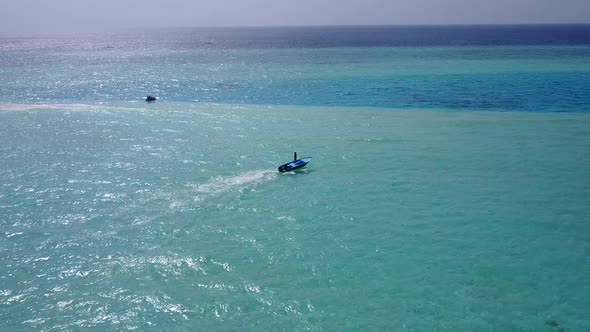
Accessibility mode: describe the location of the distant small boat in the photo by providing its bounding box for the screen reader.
[278,157,312,173]
[145,95,157,102]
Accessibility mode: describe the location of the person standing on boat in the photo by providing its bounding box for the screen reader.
[294,152,297,161]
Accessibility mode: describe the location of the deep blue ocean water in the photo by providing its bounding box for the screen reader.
[1,26,590,331]
[1,25,590,112]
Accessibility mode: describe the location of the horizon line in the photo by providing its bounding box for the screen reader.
[2,22,590,38]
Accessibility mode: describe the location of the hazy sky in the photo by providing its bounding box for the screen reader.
[1,0,589,35]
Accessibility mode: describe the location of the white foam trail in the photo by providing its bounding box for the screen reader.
[113,169,278,217]
[193,169,277,198]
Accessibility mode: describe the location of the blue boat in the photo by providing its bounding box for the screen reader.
[278,157,312,173]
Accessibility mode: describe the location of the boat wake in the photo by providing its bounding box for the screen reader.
[191,169,278,201]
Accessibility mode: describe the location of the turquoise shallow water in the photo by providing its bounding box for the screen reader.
[1,103,589,331]
[1,27,590,331]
